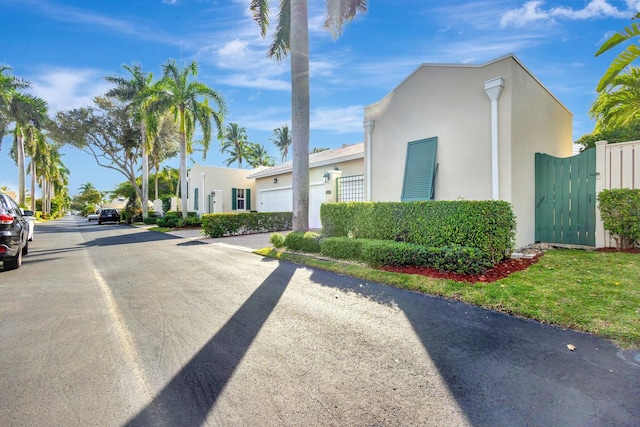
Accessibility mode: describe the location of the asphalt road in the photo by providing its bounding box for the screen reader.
[0,216,638,427]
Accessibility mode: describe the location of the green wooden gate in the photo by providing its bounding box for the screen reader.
[534,148,596,246]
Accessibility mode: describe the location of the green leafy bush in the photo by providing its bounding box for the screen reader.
[284,231,322,253]
[598,188,640,248]
[202,212,292,238]
[321,201,515,263]
[143,217,157,225]
[270,232,286,248]
[320,237,365,261]
[157,211,180,228]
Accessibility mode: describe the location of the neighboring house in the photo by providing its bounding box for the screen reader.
[246,143,365,229]
[186,163,258,215]
[363,54,573,248]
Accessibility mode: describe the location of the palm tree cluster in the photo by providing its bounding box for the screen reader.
[1,65,69,216]
[220,122,277,168]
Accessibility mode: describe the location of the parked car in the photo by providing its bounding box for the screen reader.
[98,208,120,225]
[87,210,100,221]
[20,208,35,241]
[0,193,29,270]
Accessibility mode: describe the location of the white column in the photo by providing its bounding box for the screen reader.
[595,140,608,247]
[363,119,375,201]
[201,173,206,213]
[484,77,504,200]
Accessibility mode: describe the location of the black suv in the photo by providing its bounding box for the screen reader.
[0,193,29,270]
[98,208,121,225]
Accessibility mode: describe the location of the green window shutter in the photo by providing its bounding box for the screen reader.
[245,189,251,210]
[401,137,438,202]
[194,188,199,210]
[231,188,237,211]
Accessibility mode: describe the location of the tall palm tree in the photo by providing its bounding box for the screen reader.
[105,64,155,219]
[250,0,367,231]
[271,124,292,162]
[24,123,49,211]
[148,59,227,218]
[220,123,252,168]
[9,93,48,205]
[596,12,640,92]
[590,67,640,132]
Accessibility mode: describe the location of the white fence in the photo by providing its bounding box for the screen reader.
[595,140,640,247]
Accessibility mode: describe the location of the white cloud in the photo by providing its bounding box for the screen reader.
[29,68,112,114]
[501,0,631,27]
[311,105,363,134]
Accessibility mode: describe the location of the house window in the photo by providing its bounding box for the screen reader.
[194,187,199,210]
[401,137,438,201]
[231,188,252,211]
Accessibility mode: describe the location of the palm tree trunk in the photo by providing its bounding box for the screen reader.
[290,0,310,231]
[17,132,26,206]
[30,161,36,211]
[179,109,188,218]
[141,120,149,220]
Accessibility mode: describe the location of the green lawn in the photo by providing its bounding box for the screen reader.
[255,248,640,349]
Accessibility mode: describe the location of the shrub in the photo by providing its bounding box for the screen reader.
[284,231,322,253]
[321,201,515,263]
[270,232,286,248]
[157,211,180,228]
[598,188,640,248]
[143,217,157,225]
[320,237,366,261]
[201,212,292,238]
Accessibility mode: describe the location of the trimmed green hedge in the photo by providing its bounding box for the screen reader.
[284,231,322,253]
[320,201,515,262]
[598,188,640,248]
[202,212,292,238]
[319,237,492,275]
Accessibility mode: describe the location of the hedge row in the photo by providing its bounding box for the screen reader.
[202,212,292,238]
[320,201,515,263]
[318,237,492,275]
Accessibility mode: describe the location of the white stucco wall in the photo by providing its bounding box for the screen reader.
[364,54,573,248]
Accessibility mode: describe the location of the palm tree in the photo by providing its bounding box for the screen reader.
[247,143,275,167]
[9,92,48,205]
[24,123,49,211]
[271,124,292,162]
[220,123,252,168]
[148,59,227,218]
[0,65,30,146]
[105,64,155,219]
[590,67,640,132]
[250,0,367,230]
[596,12,640,91]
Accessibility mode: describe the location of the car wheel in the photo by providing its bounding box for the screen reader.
[22,240,28,256]
[4,244,22,270]
[98,220,102,225]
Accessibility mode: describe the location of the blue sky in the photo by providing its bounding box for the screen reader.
[1,0,639,197]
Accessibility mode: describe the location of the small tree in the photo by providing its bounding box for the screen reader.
[123,191,142,224]
[598,188,640,248]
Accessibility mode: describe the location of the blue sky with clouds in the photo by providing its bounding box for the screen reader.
[1,0,639,196]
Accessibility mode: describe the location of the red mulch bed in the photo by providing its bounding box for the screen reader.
[381,254,543,284]
[595,247,640,254]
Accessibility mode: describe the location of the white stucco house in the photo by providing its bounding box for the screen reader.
[363,54,573,248]
[186,163,259,215]
[246,143,365,229]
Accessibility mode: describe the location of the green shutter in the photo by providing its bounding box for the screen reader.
[194,188,199,210]
[401,137,438,201]
[231,188,237,210]
[245,188,251,210]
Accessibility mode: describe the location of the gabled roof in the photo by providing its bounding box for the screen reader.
[246,142,364,179]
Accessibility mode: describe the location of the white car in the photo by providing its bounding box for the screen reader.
[20,209,35,241]
[87,210,100,221]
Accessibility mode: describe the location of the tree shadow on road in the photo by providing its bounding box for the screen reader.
[306,267,640,426]
[125,262,297,426]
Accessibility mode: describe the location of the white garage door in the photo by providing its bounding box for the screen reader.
[259,188,292,213]
[259,184,325,230]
